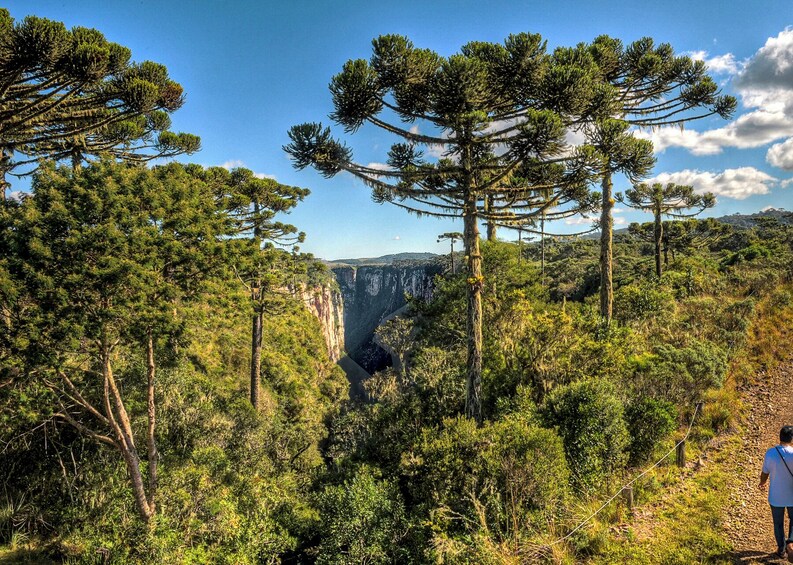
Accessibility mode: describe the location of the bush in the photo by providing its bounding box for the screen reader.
[540,379,629,491]
[624,397,677,465]
[633,339,728,405]
[314,466,408,564]
[614,282,675,324]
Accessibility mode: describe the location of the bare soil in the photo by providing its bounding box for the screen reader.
[725,361,793,564]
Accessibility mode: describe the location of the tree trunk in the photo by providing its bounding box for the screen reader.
[541,212,546,281]
[102,346,154,522]
[0,148,11,202]
[599,172,614,323]
[517,227,522,264]
[463,189,483,423]
[450,240,455,275]
[663,242,669,265]
[250,308,263,410]
[145,330,158,512]
[485,195,497,242]
[654,207,663,278]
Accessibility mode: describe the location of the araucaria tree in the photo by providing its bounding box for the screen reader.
[216,167,308,410]
[437,232,463,274]
[0,161,232,522]
[0,10,200,198]
[285,34,601,422]
[583,36,736,322]
[619,182,715,277]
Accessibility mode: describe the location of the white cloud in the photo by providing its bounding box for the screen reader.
[637,109,793,155]
[648,167,778,200]
[688,50,743,75]
[393,235,401,240]
[781,178,793,188]
[565,215,597,226]
[220,159,244,169]
[767,137,793,170]
[366,162,393,172]
[220,159,277,180]
[409,125,420,135]
[734,27,793,113]
[614,216,627,226]
[643,29,793,155]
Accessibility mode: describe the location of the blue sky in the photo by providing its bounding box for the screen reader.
[6,1,793,259]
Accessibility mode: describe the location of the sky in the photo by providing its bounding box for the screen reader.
[6,0,793,259]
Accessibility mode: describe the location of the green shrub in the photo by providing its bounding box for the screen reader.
[541,379,629,491]
[624,397,677,465]
[314,466,408,564]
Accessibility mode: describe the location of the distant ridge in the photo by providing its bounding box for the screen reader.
[714,208,791,228]
[324,252,439,267]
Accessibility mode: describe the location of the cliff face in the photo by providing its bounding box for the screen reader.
[300,283,344,362]
[331,262,441,372]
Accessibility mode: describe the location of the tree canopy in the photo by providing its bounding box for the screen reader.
[0,9,200,198]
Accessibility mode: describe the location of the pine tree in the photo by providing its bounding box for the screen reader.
[582,36,736,322]
[0,10,200,199]
[214,167,308,410]
[285,34,599,422]
[0,160,234,522]
[619,182,715,277]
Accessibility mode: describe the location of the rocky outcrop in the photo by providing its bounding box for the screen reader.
[300,283,344,362]
[331,261,441,373]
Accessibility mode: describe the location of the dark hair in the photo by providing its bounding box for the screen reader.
[781,426,793,444]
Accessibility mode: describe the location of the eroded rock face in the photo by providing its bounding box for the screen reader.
[332,262,441,373]
[300,283,344,362]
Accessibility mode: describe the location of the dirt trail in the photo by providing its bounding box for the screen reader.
[725,360,793,564]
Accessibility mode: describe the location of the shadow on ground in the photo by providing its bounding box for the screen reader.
[731,549,789,564]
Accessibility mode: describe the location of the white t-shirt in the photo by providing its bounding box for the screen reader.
[762,444,793,507]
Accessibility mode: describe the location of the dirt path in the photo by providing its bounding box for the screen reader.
[725,361,793,564]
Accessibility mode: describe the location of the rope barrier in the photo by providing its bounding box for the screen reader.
[546,401,703,547]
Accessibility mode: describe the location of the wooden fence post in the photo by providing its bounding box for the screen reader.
[622,485,634,511]
[676,440,686,468]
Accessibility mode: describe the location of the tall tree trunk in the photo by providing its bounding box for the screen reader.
[250,200,263,410]
[485,195,497,242]
[145,330,158,512]
[540,212,546,281]
[517,227,522,264]
[449,240,455,275]
[463,189,483,423]
[654,207,663,278]
[250,307,263,410]
[102,345,154,522]
[599,172,614,323]
[0,148,11,202]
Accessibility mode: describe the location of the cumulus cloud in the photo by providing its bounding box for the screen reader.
[688,50,743,74]
[565,215,597,226]
[643,28,793,155]
[767,137,793,170]
[220,159,277,180]
[638,109,793,154]
[648,167,778,200]
[220,159,244,169]
[734,27,793,113]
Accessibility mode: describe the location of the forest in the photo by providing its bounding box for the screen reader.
[2,8,793,565]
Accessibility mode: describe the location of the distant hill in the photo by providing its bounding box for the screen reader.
[714,208,792,228]
[324,252,439,267]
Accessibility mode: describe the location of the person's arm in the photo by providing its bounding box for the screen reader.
[758,471,769,490]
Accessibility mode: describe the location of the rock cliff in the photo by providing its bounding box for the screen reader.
[331,260,441,373]
[300,283,344,362]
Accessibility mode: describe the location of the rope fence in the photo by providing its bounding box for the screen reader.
[546,401,703,548]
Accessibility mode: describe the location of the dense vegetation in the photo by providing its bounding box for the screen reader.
[1,9,792,565]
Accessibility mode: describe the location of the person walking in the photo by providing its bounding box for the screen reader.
[759,425,793,560]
